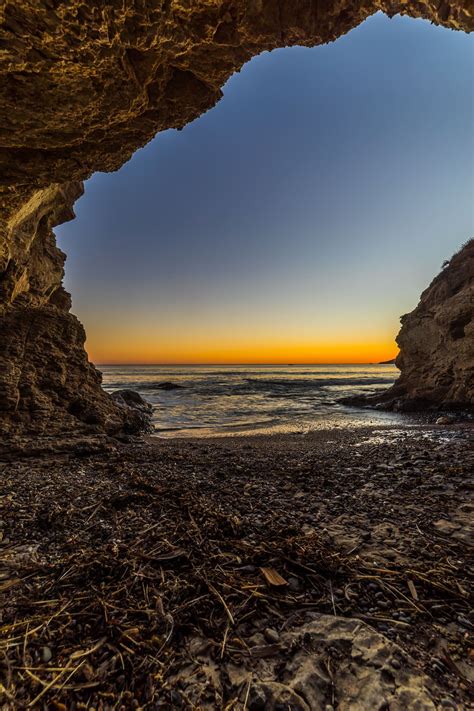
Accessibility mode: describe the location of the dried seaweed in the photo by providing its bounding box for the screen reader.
[1,428,473,708]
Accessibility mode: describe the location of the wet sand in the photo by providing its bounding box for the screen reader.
[1,423,473,708]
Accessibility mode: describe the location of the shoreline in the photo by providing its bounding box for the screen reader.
[147,416,468,444]
[1,423,473,708]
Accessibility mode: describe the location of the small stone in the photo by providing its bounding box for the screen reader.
[239,565,257,573]
[264,627,280,644]
[436,416,455,425]
[248,685,267,710]
[42,646,52,663]
[433,519,461,535]
[288,576,301,592]
[390,658,401,669]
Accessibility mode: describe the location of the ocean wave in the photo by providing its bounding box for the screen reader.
[99,364,401,437]
[241,376,392,389]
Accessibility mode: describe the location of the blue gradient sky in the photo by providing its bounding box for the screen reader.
[56,13,474,364]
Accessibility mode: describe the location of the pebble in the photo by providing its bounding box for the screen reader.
[248,685,267,710]
[436,416,455,425]
[288,576,301,592]
[264,628,280,644]
[440,700,457,709]
[41,646,52,663]
[390,658,401,669]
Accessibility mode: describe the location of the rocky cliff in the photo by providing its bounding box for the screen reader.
[0,1,473,434]
[347,240,474,411]
[391,240,473,410]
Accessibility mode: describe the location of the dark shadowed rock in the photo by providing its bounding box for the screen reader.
[156,382,185,391]
[110,389,153,434]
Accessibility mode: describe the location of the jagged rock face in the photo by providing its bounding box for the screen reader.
[0,2,473,434]
[0,181,149,434]
[345,240,474,411]
[392,240,474,410]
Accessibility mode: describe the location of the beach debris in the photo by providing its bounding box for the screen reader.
[0,427,472,707]
[408,579,419,601]
[259,567,288,587]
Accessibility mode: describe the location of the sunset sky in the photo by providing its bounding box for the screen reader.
[56,13,474,365]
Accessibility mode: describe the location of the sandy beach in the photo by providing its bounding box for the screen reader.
[1,422,472,708]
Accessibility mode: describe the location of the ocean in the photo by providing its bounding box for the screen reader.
[99,363,411,437]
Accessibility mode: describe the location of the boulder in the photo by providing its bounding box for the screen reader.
[110,390,153,434]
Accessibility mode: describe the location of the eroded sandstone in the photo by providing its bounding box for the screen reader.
[347,240,474,411]
[393,240,473,409]
[0,1,473,433]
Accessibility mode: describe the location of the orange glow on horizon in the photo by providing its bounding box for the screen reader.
[87,339,398,366]
[83,311,399,366]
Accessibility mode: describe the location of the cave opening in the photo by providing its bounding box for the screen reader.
[51,13,473,436]
[1,4,473,708]
[1,5,472,438]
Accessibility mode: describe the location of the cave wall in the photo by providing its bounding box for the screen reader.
[0,1,473,434]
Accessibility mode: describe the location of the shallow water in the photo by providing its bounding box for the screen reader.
[99,363,416,437]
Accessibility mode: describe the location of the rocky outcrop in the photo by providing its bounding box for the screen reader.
[392,240,473,410]
[0,2,473,434]
[0,181,146,435]
[348,240,474,411]
[110,389,154,433]
[171,616,442,709]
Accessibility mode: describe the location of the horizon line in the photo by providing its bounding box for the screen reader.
[95,360,398,366]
